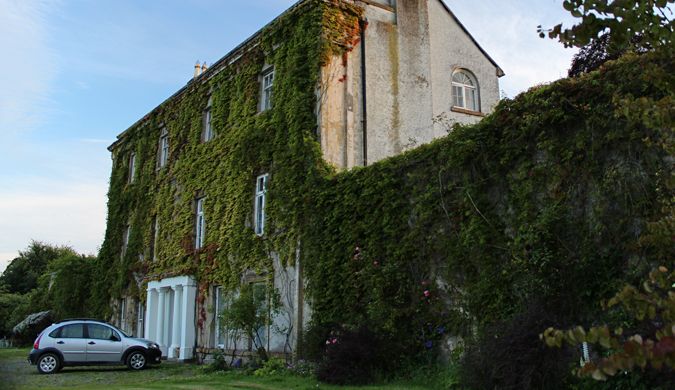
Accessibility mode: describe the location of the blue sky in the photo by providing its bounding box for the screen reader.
[0,0,578,272]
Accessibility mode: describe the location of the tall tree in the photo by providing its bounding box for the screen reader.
[0,241,76,294]
[539,0,674,53]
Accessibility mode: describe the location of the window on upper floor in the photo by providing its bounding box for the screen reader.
[128,151,136,184]
[158,127,169,169]
[202,97,213,142]
[195,197,206,249]
[150,215,158,262]
[254,174,268,235]
[452,70,480,112]
[121,225,131,260]
[260,67,274,112]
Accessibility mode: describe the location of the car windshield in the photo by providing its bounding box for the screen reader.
[108,323,132,338]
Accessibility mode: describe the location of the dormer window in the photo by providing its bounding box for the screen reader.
[452,70,479,112]
[260,67,274,111]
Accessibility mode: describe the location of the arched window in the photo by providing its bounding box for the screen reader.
[452,70,479,112]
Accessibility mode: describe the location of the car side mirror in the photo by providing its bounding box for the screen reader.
[110,334,121,342]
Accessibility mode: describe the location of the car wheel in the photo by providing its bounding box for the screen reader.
[126,351,147,370]
[37,353,60,374]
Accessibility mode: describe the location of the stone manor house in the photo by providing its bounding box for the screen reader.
[106,0,503,361]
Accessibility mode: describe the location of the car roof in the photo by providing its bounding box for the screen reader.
[55,318,107,324]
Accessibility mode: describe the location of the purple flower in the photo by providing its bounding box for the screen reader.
[424,340,433,349]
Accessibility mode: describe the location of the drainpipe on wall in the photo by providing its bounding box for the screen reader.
[359,19,368,167]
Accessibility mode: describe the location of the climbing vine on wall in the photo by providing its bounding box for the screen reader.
[92,0,673,379]
[301,49,673,367]
[93,0,364,317]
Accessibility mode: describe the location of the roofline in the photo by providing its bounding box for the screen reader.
[108,0,505,152]
[437,0,505,78]
[109,0,312,152]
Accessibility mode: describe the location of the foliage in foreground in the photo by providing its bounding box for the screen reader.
[539,0,674,53]
[542,266,674,383]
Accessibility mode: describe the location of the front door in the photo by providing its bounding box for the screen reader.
[85,324,125,362]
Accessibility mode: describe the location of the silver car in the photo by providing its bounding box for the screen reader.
[28,319,162,374]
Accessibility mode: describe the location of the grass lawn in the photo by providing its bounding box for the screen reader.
[0,348,439,390]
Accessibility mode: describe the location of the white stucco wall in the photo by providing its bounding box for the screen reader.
[427,0,501,133]
[319,0,502,169]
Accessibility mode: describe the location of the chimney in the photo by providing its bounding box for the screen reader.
[194,61,201,79]
[201,62,208,73]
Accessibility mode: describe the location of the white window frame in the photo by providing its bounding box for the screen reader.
[260,67,274,111]
[195,197,206,249]
[254,174,269,235]
[214,286,226,348]
[121,225,131,260]
[136,300,145,338]
[203,97,213,142]
[120,298,126,332]
[451,70,480,112]
[128,151,136,184]
[158,127,169,169]
[151,216,159,262]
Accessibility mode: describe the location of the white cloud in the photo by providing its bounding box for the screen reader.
[447,0,579,97]
[0,180,107,271]
[0,252,17,274]
[0,0,59,135]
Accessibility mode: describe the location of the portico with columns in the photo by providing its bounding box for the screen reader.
[145,275,197,360]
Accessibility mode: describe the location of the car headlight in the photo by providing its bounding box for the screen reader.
[148,343,160,349]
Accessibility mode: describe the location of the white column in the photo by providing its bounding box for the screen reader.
[156,287,166,356]
[179,280,197,360]
[145,288,158,343]
[169,285,183,358]
[162,289,171,352]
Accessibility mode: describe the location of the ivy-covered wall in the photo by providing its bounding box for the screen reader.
[93,0,363,317]
[94,0,672,373]
[301,50,673,362]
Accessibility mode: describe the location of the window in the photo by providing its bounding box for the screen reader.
[121,225,131,260]
[214,286,228,348]
[136,301,145,338]
[452,70,479,112]
[203,97,213,142]
[250,282,268,350]
[88,324,118,341]
[128,151,136,184]
[119,298,127,331]
[195,197,206,249]
[158,127,169,168]
[56,324,84,339]
[150,216,159,261]
[260,67,274,111]
[254,174,268,235]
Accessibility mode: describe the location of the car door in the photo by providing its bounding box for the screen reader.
[52,323,87,363]
[85,323,125,362]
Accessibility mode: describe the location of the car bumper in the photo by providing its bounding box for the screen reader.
[28,349,39,365]
[147,348,162,364]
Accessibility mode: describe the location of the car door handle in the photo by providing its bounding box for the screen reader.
[88,341,96,345]
[57,341,64,344]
